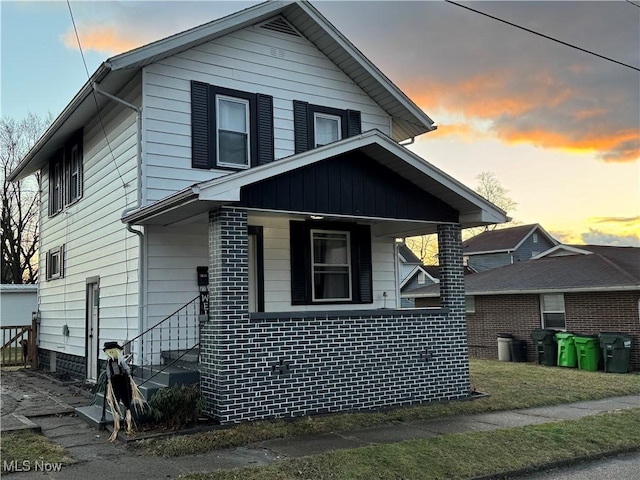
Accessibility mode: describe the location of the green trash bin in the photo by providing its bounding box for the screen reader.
[574,335,601,371]
[599,332,633,373]
[531,329,558,366]
[556,332,577,368]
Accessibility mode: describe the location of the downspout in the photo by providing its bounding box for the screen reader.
[92,83,145,354]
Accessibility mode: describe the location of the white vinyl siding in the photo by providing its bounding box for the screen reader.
[37,76,142,358]
[142,25,390,204]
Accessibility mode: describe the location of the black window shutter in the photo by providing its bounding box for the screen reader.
[353,224,372,303]
[191,81,211,169]
[289,221,310,304]
[346,109,362,137]
[293,100,309,154]
[256,94,274,166]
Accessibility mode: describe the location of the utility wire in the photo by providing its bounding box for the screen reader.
[445,0,640,73]
[625,0,640,8]
[65,0,127,189]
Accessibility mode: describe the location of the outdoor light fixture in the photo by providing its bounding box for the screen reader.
[310,215,324,220]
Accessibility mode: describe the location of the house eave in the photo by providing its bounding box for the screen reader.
[407,285,640,298]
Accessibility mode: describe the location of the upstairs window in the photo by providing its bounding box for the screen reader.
[216,95,250,168]
[293,101,361,154]
[191,81,274,170]
[541,293,565,330]
[48,132,83,216]
[313,113,342,147]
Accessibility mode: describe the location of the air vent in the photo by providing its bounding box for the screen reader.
[259,16,301,37]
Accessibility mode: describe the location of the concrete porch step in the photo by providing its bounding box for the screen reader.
[161,348,200,365]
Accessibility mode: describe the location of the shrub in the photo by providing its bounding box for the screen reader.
[147,384,204,429]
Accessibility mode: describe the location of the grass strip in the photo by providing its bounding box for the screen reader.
[181,408,640,480]
[0,431,74,466]
[140,360,640,457]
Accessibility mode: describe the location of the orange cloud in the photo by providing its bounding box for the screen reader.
[406,72,638,163]
[61,24,145,55]
[430,122,485,141]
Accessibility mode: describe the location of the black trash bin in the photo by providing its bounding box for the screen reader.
[599,332,633,373]
[531,329,558,366]
[509,339,527,362]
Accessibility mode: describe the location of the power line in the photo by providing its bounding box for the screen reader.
[444,0,640,73]
[626,0,640,9]
[65,0,128,190]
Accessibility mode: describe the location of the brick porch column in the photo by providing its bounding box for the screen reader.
[437,223,470,391]
[200,207,248,421]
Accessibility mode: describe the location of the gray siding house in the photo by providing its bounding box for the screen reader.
[463,224,558,272]
[9,1,507,424]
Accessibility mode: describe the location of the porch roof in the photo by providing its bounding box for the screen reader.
[122,131,508,237]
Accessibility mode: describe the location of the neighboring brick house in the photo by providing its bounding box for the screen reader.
[463,224,558,272]
[411,245,640,371]
[8,1,507,424]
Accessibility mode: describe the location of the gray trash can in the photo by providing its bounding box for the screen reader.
[497,333,513,362]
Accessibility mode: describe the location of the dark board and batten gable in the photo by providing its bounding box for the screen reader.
[239,151,459,223]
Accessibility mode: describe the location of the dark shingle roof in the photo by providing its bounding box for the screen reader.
[410,245,640,296]
[463,224,549,254]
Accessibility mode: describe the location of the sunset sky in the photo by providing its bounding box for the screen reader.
[1,1,638,246]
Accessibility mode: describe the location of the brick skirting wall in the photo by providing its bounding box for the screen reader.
[201,208,469,424]
[37,349,86,380]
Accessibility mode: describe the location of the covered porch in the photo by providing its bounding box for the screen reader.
[122,131,507,424]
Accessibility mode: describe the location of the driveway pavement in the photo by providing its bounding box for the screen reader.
[1,368,639,479]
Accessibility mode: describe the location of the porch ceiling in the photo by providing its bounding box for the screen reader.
[122,131,508,235]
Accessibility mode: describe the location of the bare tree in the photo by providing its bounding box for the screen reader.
[405,171,518,264]
[1,113,52,284]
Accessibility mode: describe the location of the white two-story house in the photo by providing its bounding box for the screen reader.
[9,0,506,424]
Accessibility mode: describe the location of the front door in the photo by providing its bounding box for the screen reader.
[86,281,99,382]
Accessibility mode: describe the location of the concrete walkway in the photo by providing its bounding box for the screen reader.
[1,368,639,479]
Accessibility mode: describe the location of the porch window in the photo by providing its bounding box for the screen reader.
[541,293,565,329]
[290,221,372,305]
[311,230,351,301]
[216,95,250,168]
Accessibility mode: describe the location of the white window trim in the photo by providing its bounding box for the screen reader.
[313,112,342,147]
[310,229,352,302]
[216,95,250,169]
[540,293,565,330]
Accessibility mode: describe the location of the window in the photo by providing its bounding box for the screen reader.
[48,132,83,216]
[465,296,476,313]
[46,245,65,280]
[49,158,63,215]
[417,271,426,285]
[191,81,274,170]
[541,293,565,329]
[216,95,250,168]
[533,233,539,243]
[66,143,82,204]
[313,113,341,147]
[311,230,351,301]
[293,101,361,154]
[290,221,372,305]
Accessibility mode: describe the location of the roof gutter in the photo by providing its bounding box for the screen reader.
[407,285,640,298]
[8,63,112,182]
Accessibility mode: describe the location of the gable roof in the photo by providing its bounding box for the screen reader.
[462,223,558,255]
[9,0,435,182]
[409,245,640,297]
[400,265,439,291]
[398,245,422,264]
[122,130,508,235]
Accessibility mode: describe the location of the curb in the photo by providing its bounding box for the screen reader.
[470,446,640,479]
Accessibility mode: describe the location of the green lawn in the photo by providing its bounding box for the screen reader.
[181,409,640,480]
[140,359,640,457]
